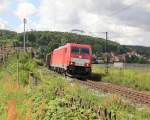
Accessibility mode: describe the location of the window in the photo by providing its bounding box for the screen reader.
[71,47,90,54]
[71,47,80,54]
[81,48,90,54]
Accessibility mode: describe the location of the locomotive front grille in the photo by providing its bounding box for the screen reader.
[68,66,91,75]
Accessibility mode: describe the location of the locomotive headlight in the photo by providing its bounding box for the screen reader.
[85,63,90,67]
[70,62,75,65]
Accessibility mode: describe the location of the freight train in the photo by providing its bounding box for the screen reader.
[46,43,92,79]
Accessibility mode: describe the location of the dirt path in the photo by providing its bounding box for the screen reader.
[7,99,17,120]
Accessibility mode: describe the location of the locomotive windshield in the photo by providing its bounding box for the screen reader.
[71,47,90,54]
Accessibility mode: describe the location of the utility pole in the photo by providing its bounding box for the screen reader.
[105,32,109,74]
[17,50,19,87]
[23,18,27,52]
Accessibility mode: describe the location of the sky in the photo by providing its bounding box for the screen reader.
[0,0,150,46]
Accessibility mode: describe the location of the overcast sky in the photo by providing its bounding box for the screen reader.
[0,0,150,46]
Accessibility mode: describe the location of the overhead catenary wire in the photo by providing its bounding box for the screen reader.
[69,1,150,54]
[81,0,140,35]
[108,0,139,17]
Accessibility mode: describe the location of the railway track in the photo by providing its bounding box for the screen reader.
[79,80,150,106]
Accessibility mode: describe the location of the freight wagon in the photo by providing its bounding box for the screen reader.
[46,43,92,79]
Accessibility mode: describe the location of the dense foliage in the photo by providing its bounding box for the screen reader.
[16,31,150,60]
[15,31,119,58]
[0,30,17,47]
[0,29,150,61]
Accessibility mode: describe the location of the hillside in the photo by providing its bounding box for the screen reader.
[0,29,17,46]
[0,29,150,58]
[0,29,17,39]
[16,31,123,58]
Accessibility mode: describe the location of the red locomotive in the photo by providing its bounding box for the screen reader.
[46,43,92,78]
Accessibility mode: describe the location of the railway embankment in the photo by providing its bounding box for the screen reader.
[0,52,150,120]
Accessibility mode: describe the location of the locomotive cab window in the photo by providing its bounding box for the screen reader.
[71,47,80,54]
[71,47,90,54]
[80,48,90,54]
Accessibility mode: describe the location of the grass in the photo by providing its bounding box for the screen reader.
[0,53,150,120]
[29,67,150,120]
[92,64,150,91]
[0,52,33,120]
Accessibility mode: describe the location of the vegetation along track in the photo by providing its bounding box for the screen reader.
[79,80,150,106]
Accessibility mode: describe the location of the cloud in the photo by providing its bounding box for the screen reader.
[0,0,11,14]
[144,3,150,12]
[0,18,9,29]
[0,0,150,46]
[122,0,138,6]
[15,2,37,20]
[114,31,150,47]
[36,0,83,31]
[16,18,37,33]
[33,0,150,46]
